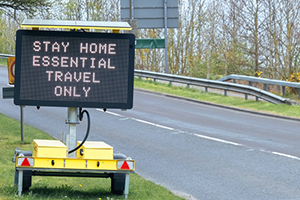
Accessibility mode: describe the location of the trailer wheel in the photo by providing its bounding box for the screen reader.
[111,153,127,195]
[111,173,126,195]
[13,149,32,191]
[15,170,32,191]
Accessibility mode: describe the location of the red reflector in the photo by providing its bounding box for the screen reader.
[21,158,31,167]
[120,161,130,170]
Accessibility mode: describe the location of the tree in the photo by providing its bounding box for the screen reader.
[278,0,300,79]
[0,0,51,21]
[221,0,251,75]
[0,15,18,54]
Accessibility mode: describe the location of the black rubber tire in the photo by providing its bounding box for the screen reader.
[111,173,126,195]
[111,153,127,195]
[14,150,32,191]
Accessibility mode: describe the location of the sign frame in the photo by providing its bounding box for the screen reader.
[14,30,135,109]
[121,0,179,29]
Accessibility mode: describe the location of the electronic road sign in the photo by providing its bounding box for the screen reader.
[14,30,135,109]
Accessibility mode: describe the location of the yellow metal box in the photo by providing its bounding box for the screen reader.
[77,141,113,159]
[33,139,67,158]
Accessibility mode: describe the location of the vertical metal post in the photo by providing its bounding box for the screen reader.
[164,0,168,73]
[282,86,286,97]
[18,170,23,197]
[66,107,79,158]
[128,0,138,36]
[20,106,24,142]
[264,83,268,91]
[130,0,134,21]
[124,173,130,199]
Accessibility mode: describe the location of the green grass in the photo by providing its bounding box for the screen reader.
[134,77,300,118]
[0,113,184,200]
[0,58,7,66]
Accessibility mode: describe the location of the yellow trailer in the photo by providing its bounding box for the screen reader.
[12,19,135,199]
[14,139,135,198]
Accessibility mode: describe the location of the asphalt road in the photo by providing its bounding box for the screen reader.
[1,65,300,200]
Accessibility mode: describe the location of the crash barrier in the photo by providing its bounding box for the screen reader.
[218,74,300,98]
[134,70,288,104]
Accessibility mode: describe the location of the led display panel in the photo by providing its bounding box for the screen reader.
[14,30,135,109]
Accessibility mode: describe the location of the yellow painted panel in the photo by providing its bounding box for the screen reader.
[77,141,113,160]
[65,159,86,169]
[33,158,64,168]
[33,158,117,170]
[21,25,131,31]
[87,160,117,170]
[33,140,67,158]
[20,19,132,31]
[18,157,134,171]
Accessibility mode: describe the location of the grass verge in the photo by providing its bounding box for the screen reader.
[0,113,184,200]
[134,77,300,119]
[0,58,7,66]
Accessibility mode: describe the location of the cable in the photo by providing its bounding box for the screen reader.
[68,109,90,154]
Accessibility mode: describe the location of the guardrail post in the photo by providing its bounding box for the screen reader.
[282,86,286,97]
[256,97,259,102]
[264,84,268,91]
[249,81,252,86]
[224,90,227,96]
[205,86,208,92]
[245,94,248,100]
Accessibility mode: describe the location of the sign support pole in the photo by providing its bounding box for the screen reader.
[164,0,169,73]
[20,106,24,142]
[66,107,78,158]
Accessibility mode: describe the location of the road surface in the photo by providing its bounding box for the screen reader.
[1,65,300,200]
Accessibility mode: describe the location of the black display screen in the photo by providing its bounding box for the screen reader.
[14,30,135,109]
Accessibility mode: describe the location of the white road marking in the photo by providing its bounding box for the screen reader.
[96,109,174,131]
[96,109,123,117]
[96,109,300,161]
[194,133,242,146]
[132,118,175,131]
[271,151,300,160]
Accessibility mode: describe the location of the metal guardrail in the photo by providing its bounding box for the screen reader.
[0,53,290,104]
[218,74,300,97]
[0,53,14,58]
[134,70,288,104]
